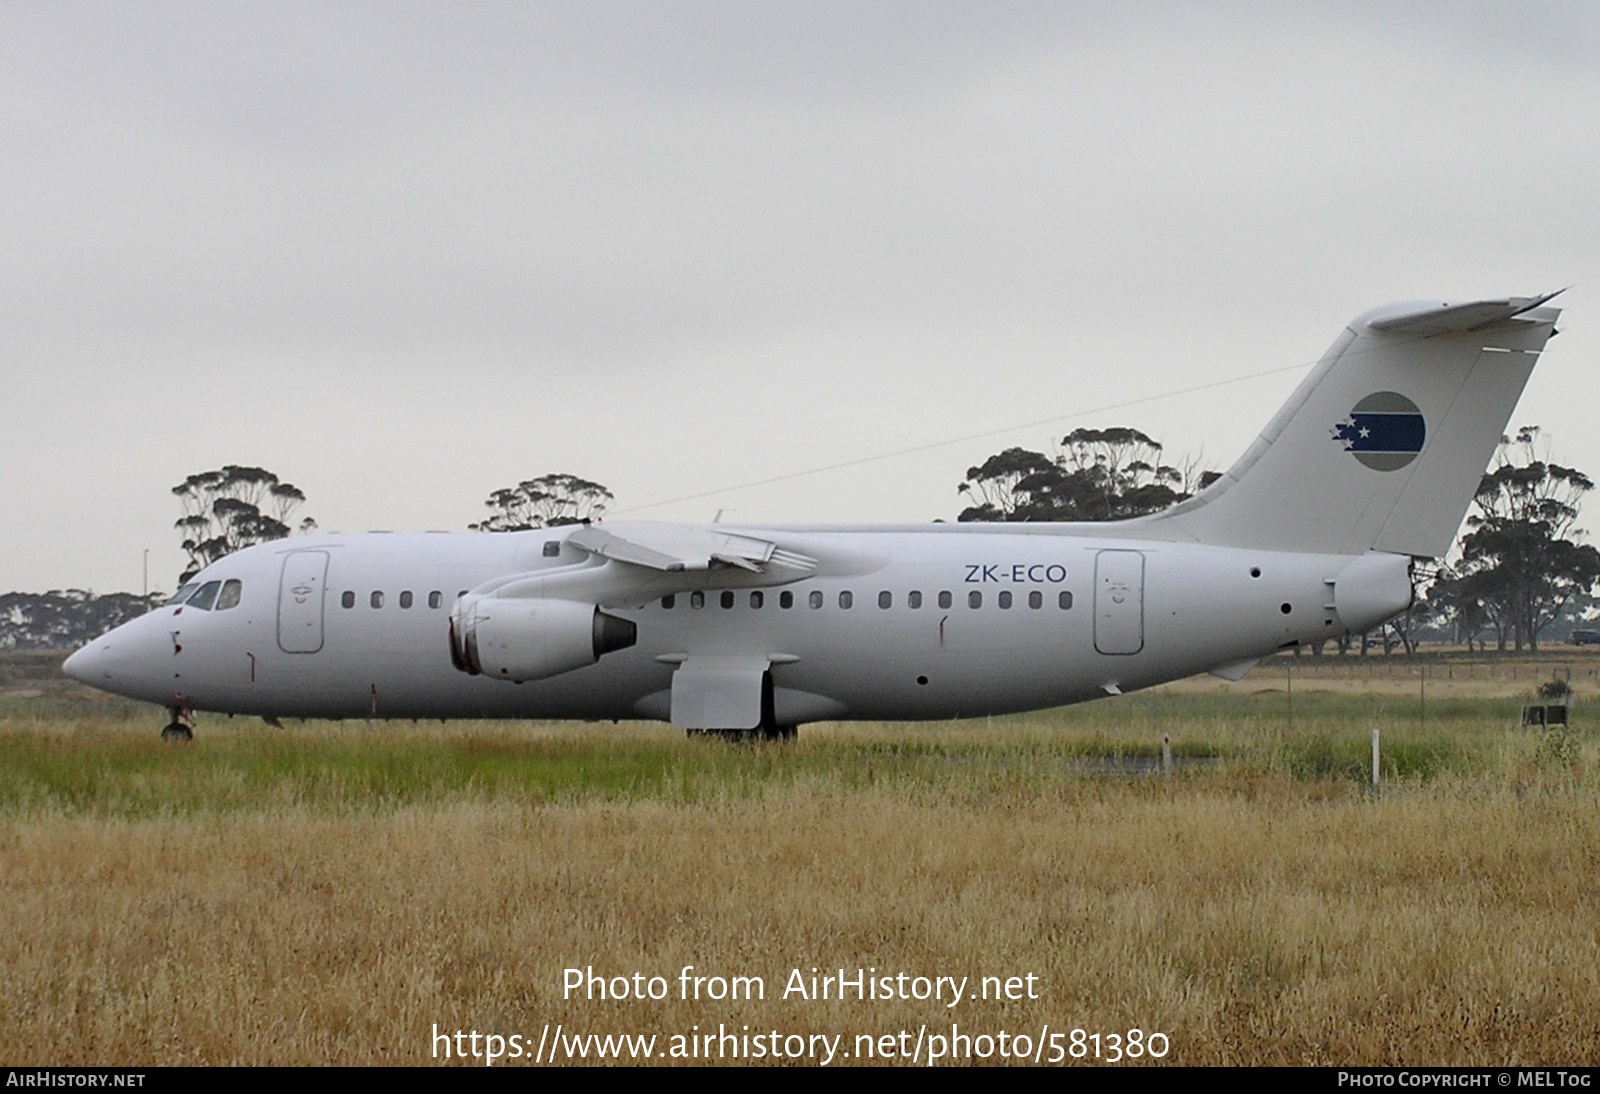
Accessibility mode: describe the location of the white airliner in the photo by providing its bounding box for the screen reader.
[66,294,1562,740]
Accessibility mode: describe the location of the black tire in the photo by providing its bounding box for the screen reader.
[686,727,794,743]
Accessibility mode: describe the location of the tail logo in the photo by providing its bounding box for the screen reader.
[1332,392,1425,471]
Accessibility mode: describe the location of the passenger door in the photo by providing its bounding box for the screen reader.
[277,551,329,654]
[1093,549,1144,655]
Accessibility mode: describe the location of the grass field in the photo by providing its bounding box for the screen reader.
[2,650,1597,1066]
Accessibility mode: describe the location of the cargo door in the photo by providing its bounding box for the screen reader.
[277,550,329,654]
[1094,549,1144,655]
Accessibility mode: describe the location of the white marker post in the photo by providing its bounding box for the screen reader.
[1371,728,1381,794]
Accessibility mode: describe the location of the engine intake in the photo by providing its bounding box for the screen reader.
[448,597,637,681]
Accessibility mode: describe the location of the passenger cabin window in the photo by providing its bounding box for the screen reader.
[661,594,676,609]
[543,541,561,558]
[690,591,705,609]
[809,590,824,609]
[968,590,982,609]
[938,591,952,610]
[780,591,794,609]
[342,591,355,609]
[908,591,922,609]
[1028,591,1043,610]
[1059,591,1073,609]
[839,591,853,609]
[750,591,764,608]
[721,591,735,609]
[878,591,892,609]
[998,591,1012,609]
[187,581,221,611]
[400,591,413,609]
[428,591,443,609]
[215,580,243,611]
[371,591,384,609]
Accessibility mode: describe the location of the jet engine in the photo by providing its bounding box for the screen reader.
[448,596,637,681]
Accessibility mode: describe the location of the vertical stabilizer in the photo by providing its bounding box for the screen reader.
[1134,293,1562,558]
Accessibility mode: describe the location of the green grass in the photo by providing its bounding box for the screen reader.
[0,681,1585,820]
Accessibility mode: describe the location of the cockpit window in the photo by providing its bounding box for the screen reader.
[186,581,222,611]
[215,579,243,611]
[164,584,197,606]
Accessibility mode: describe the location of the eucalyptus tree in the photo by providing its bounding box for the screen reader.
[173,466,315,583]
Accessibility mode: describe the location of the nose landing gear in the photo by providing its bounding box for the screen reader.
[161,699,194,743]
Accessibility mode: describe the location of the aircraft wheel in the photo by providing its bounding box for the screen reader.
[686,727,793,743]
[160,722,194,743]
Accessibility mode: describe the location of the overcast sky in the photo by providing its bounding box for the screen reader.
[6,1,1599,595]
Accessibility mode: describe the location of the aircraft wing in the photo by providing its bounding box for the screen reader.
[469,522,819,607]
[567,522,786,573]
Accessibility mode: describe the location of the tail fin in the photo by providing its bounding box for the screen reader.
[1136,293,1563,558]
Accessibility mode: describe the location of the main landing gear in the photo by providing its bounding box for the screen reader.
[687,724,797,743]
[161,702,194,743]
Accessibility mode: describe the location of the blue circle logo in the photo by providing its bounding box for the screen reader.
[1332,392,1425,471]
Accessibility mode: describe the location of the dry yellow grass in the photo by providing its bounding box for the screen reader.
[3,750,1598,1064]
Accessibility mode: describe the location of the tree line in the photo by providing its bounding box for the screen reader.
[0,590,163,651]
[955,428,1219,522]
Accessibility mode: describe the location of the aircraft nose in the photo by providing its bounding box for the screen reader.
[63,640,122,684]
[62,645,89,682]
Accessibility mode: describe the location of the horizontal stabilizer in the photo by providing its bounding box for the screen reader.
[1365,291,1563,335]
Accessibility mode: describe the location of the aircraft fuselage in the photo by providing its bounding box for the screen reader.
[66,527,1410,726]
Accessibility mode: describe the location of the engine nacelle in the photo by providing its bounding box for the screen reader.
[448,596,637,682]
